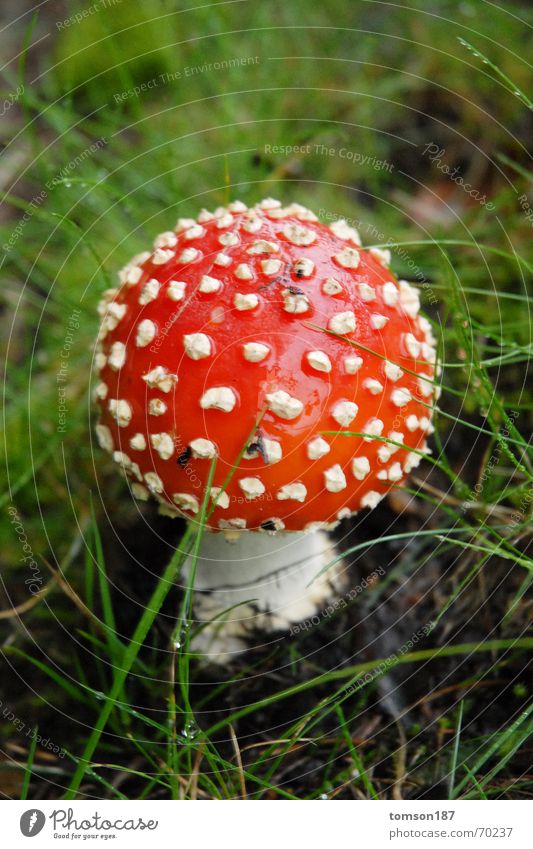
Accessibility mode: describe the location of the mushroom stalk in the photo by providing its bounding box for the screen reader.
[185,529,345,658]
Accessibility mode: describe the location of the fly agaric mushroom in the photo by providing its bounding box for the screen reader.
[94,198,439,657]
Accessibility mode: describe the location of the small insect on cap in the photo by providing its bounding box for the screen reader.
[94,199,438,532]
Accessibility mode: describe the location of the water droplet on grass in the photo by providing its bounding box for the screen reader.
[181,719,199,740]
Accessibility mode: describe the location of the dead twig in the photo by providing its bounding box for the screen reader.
[229,724,247,799]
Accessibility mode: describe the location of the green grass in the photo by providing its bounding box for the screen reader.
[1,0,532,800]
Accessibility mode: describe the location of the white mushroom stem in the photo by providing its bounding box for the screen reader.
[183,530,346,661]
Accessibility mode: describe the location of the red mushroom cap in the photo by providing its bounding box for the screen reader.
[94,199,439,532]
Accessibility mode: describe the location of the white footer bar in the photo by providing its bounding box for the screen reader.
[3,799,530,847]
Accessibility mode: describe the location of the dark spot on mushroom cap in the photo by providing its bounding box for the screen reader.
[246,429,268,463]
[177,447,192,467]
[261,519,277,531]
